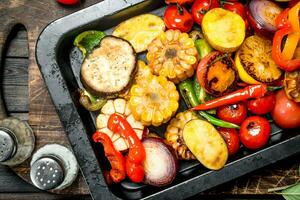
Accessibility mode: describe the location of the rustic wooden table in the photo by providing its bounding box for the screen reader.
[0,0,299,199]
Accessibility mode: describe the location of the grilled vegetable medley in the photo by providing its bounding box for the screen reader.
[74,0,300,187]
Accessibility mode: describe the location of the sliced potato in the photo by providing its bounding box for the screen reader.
[113,14,165,53]
[202,8,245,52]
[96,98,144,151]
[183,119,228,170]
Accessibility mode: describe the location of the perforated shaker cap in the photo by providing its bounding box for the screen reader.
[30,157,64,190]
[0,128,17,162]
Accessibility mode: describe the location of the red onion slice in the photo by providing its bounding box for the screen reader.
[142,138,178,187]
[247,0,282,37]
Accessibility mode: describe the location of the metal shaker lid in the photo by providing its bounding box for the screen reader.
[30,144,79,191]
[30,157,64,190]
[0,128,17,162]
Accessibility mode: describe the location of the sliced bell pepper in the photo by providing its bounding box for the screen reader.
[272,27,300,71]
[107,113,145,183]
[92,131,126,183]
[281,3,300,60]
[272,2,300,71]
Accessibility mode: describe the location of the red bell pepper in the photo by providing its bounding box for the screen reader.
[272,27,300,72]
[92,131,126,183]
[108,113,145,183]
[272,3,300,71]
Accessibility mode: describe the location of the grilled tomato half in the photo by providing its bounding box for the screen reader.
[197,51,238,97]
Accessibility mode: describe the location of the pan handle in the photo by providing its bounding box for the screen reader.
[0,23,16,120]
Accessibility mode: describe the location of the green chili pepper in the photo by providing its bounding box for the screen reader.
[192,76,216,115]
[179,80,240,129]
[79,89,107,111]
[179,79,199,108]
[194,38,213,59]
[197,111,240,129]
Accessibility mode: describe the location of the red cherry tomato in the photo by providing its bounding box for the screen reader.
[165,0,195,5]
[271,90,300,129]
[56,0,80,5]
[247,93,276,115]
[164,5,194,32]
[218,128,240,155]
[289,0,299,8]
[239,116,271,150]
[191,0,220,25]
[223,2,246,19]
[217,102,247,125]
[223,1,249,29]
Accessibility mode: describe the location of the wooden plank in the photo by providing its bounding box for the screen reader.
[6,38,28,58]
[3,58,28,86]
[5,27,28,58]
[3,85,28,112]
[0,193,91,200]
[9,112,28,121]
[0,165,38,192]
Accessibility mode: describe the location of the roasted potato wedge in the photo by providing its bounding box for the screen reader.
[183,119,228,170]
[113,14,165,53]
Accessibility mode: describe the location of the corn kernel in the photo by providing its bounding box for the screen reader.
[184,55,197,65]
[130,85,144,96]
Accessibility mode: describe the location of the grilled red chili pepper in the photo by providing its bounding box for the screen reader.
[92,131,126,183]
[191,84,281,111]
[108,113,146,183]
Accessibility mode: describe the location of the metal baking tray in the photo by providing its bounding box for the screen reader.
[36,0,300,199]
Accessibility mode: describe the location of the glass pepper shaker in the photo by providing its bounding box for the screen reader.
[30,144,79,191]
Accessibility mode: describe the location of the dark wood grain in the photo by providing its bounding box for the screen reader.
[0,165,38,192]
[3,85,28,112]
[0,193,91,200]
[3,58,28,86]
[6,30,28,58]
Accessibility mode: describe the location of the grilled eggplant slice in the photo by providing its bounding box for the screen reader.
[81,36,137,97]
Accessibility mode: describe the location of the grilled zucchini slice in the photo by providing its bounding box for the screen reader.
[238,35,282,83]
[113,14,165,53]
